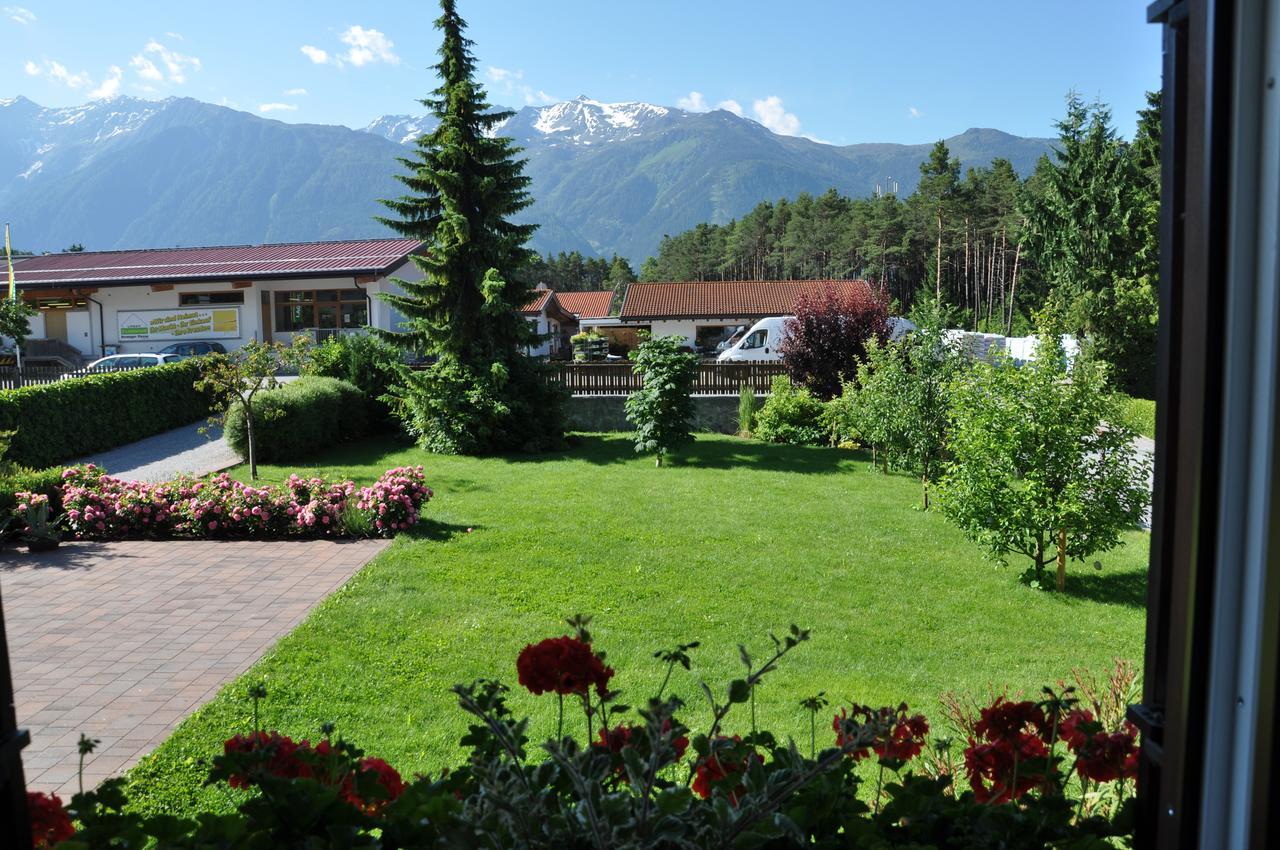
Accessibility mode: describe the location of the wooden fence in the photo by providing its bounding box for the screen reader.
[0,364,143,391]
[546,362,786,396]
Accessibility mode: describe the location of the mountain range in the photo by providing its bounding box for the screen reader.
[0,94,1053,263]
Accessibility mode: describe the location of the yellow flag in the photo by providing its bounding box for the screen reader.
[4,223,14,300]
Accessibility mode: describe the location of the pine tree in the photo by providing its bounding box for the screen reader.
[373,0,563,453]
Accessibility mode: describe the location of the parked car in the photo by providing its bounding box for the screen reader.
[157,341,226,356]
[78,353,185,375]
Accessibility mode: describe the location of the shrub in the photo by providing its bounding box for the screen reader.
[0,360,210,468]
[1114,393,1156,439]
[53,464,432,541]
[395,357,566,455]
[737,383,758,436]
[624,334,699,465]
[0,465,64,517]
[51,622,1138,849]
[304,334,404,431]
[779,283,890,400]
[224,377,368,464]
[753,375,827,445]
[354,465,434,537]
[820,383,860,448]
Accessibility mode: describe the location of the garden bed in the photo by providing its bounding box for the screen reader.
[117,434,1149,818]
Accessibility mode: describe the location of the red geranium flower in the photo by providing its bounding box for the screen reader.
[974,698,1050,744]
[340,756,406,815]
[964,733,1050,804]
[691,736,755,804]
[28,791,74,849]
[595,718,689,778]
[1059,709,1140,783]
[516,636,615,698]
[833,703,930,765]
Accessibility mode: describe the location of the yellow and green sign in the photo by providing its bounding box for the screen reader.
[118,308,240,340]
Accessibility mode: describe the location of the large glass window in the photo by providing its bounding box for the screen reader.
[274,289,368,331]
[179,292,244,305]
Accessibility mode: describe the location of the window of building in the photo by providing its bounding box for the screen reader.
[179,292,245,305]
[273,289,368,332]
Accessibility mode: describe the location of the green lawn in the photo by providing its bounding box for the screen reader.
[122,433,1148,815]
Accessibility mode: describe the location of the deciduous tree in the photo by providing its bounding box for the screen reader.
[938,318,1150,591]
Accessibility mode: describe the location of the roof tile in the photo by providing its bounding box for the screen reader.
[620,280,873,319]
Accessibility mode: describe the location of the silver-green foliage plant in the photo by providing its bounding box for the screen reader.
[938,317,1150,591]
[625,334,698,466]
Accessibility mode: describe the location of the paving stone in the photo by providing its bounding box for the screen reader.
[3,537,387,797]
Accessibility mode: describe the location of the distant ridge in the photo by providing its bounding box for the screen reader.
[0,94,1052,262]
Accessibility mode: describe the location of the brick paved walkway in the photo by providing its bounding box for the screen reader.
[2,538,388,796]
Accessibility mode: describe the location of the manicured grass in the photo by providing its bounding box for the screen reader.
[122,433,1148,815]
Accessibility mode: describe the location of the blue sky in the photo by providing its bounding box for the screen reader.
[5,1,1160,144]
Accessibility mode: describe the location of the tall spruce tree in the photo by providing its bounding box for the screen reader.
[374,0,563,453]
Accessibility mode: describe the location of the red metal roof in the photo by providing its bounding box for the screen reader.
[620,280,874,320]
[554,290,613,318]
[9,238,424,287]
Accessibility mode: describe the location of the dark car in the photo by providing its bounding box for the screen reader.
[157,341,227,356]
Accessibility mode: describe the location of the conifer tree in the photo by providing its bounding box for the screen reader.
[374,0,563,453]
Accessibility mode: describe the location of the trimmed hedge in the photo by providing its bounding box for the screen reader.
[0,466,64,517]
[224,377,368,463]
[0,360,210,468]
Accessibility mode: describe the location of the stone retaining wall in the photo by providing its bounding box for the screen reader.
[565,394,764,434]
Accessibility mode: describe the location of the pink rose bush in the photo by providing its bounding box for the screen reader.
[55,463,432,541]
[355,465,433,537]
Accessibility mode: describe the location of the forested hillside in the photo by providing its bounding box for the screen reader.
[639,94,1161,396]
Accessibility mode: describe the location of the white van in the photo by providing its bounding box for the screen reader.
[716,316,790,362]
[716,315,917,363]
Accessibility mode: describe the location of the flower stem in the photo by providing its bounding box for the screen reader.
[874,762,886,814]
[557,693,564,741]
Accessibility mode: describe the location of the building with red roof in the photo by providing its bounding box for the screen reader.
[5,238,425,361]
[581,279,874,353]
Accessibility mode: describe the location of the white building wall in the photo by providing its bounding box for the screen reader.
[78,270,423,354]
[649,320,698,348]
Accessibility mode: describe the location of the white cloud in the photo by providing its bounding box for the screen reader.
[142,39,200,83]
[304,26,399,68]
[5,6,35,24]
[89,65,123,99]
[258,102,298,113]
[300,44,329,64]
[484,66,556,105]
[339,25,398,67]
[717,99,743,116]
[284,87,308,96]
[677,90,708,111]
[752,95,802,136]
[164,31,184,41]
[909,106,922,119]
[130,54,163,82]
[24,59,92,89]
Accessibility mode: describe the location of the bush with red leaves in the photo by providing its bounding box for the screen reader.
[779,283,890,400]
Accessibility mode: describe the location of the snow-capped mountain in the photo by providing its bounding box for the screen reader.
[0,95,166,181]
[361,113,439,145]
[0,93,1052,261]
[360,96,683,147]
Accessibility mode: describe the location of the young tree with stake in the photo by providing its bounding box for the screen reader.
[938,316,1149,591]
